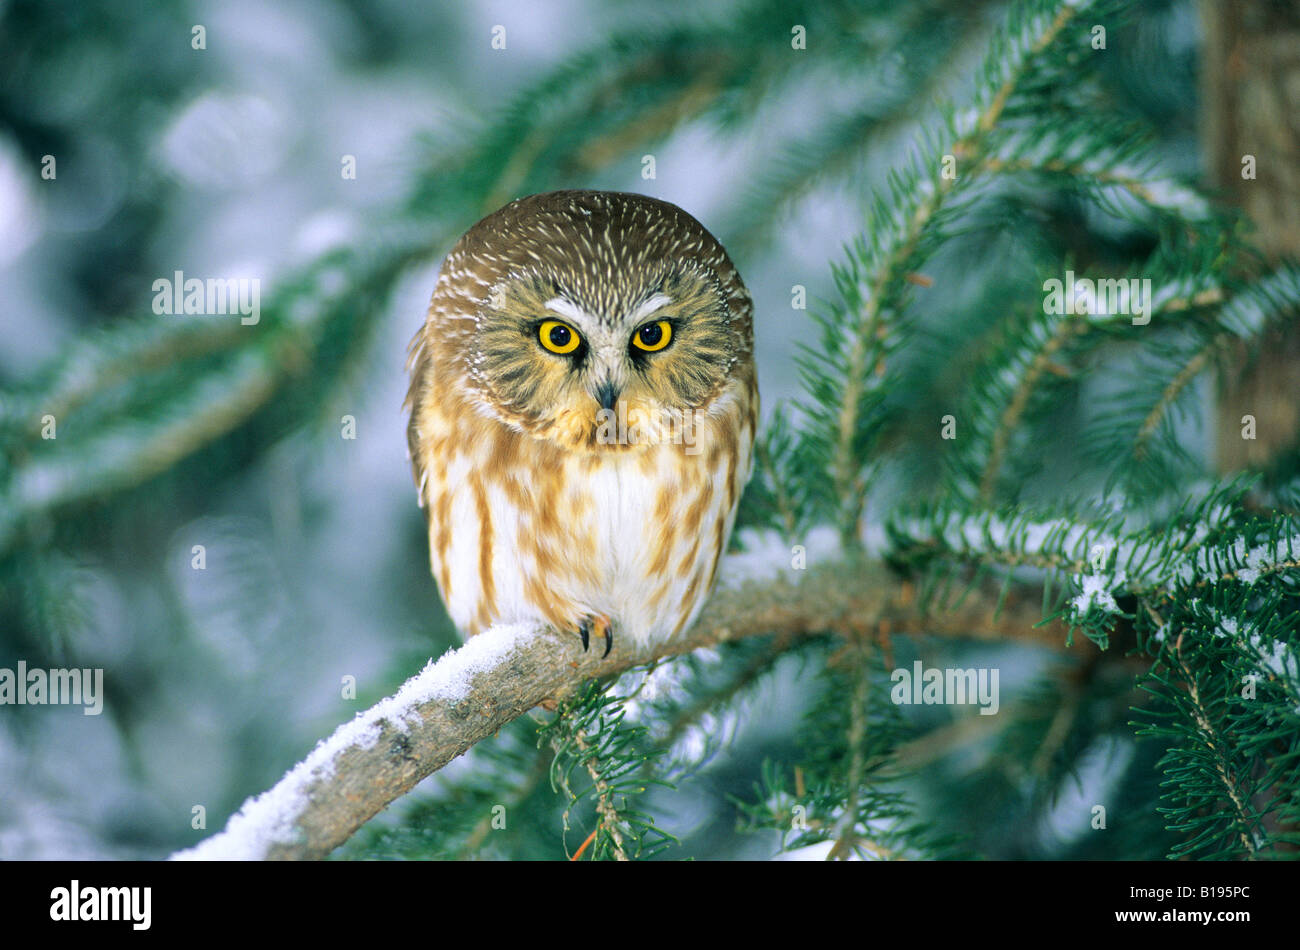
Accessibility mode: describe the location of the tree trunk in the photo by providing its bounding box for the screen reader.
[1201,0,1300,471]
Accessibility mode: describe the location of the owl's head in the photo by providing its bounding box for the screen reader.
[435,191,753,450]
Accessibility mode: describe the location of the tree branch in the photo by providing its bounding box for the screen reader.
[172,555,1072,861]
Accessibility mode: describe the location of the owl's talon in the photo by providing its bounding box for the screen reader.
[577,614,612,657]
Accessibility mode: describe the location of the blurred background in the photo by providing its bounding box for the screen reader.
[0,0,1289,859]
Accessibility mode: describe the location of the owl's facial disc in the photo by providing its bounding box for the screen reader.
[475,265,736,450]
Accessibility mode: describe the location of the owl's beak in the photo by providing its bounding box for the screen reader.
[594,379,620,413]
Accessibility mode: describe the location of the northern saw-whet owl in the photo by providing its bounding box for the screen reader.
[405,190,757,656]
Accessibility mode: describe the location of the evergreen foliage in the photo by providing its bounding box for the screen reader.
[3,0,1297,859]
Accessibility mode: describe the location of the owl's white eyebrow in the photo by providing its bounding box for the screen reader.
[543,297,588,323]
[631,293,673,322]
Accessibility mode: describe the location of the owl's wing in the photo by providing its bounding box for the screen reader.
[403,321,433,510]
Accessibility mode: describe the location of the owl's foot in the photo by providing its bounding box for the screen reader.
[578,614,613,658]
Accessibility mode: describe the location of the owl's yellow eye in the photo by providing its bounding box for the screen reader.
[631,320,672,352]
[538,320,581,355]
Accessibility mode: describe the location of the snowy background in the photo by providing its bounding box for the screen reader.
[0,0,1203,858]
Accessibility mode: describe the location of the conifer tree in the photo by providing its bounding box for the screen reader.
[1,0,1296,861]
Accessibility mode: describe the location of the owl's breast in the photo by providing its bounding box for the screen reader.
[420,389,755,650]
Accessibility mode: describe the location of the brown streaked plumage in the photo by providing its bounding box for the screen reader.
[404,190,757,654]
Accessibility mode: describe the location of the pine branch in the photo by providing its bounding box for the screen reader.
[947,266,1248,506]
[826,645,875,859]
[0,238,429,557]
[406,0,891,221]
[537,680,677,861]
[722,0,993,256]
[338,716,553,860]
[1087,265,1300,494]
[1169,634,1260,858]
[737,639,960,860]
[796,0,1112,542]
[979,113,1216,223]
[172,554,1071,860]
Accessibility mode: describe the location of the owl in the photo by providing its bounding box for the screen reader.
[404,190,757,657]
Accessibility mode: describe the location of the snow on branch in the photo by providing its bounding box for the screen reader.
[173,554,1072,860]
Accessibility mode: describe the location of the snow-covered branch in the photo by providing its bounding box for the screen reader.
[173,554,1070,860]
